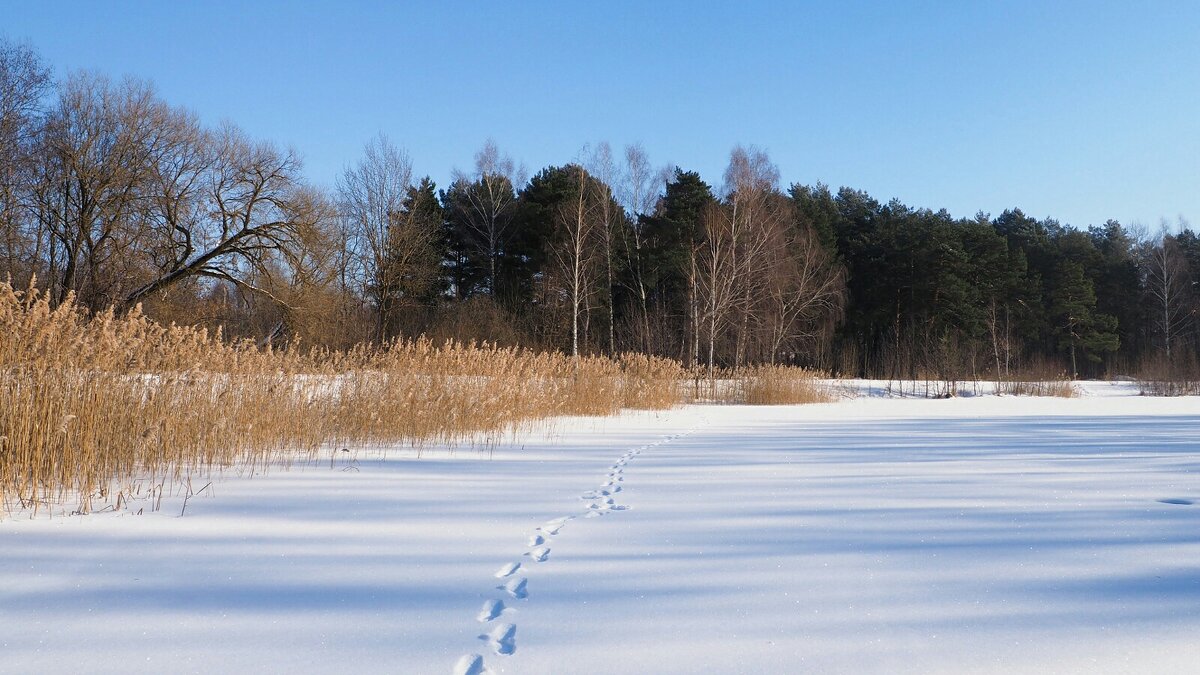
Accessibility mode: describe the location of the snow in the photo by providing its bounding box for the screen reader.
[3,386,1199,673]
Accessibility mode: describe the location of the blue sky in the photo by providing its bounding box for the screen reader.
[6,1,1199,229]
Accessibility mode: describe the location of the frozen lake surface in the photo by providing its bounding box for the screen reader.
[3,384,1199,674]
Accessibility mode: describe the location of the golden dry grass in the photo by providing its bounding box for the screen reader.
[996,379,1077,397]
[683,365,835,405]
[0,283,682,514]
[1136,354,1200,396]
[734,365,836,405]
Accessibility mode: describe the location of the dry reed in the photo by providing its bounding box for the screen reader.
[684,365,835,405]
[1136,353,1200,396]
[996,379,1077,397]
[0,284,682,515]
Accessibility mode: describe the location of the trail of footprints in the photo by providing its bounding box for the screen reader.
[453,431,692,675]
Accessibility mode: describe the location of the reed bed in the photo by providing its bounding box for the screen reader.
[0,284,682,515]
[1136,354,1200,396]
[995,379,1077,398]
[685,366,836,405]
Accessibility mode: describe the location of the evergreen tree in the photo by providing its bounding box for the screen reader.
[640,169,715,362]
[1049,261,1119,376]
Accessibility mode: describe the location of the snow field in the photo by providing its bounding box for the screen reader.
[2,389,1198,674]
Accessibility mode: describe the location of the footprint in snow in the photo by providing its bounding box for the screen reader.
[527,534,545,547]
[498,576,528,599]
[476,599,507,622]
[525,546,551,562]
[580,491,599,500]
[453,653,487,675]
[539,521,566,536]
[601,486,621,495]
[494,562,521,579]
[1160,498,1194,505]
[480,622,517,656]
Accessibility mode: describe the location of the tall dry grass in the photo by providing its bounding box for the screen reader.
[1136,352,1200,396]
[685,365,836,405]
[994,359,1077,398]
[0,284,681,515]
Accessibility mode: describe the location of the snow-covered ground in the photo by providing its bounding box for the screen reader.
[3,385,1199,674]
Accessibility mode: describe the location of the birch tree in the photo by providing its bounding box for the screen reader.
[721,146,782,369]
[618,143,666,353]
[585,142,621,355]
[1142,220,1194,359]
[551,164,599,357]
[335,134,413,338]
[446,140,523,296]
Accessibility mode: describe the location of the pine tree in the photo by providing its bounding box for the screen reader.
[1049,261,1119,376]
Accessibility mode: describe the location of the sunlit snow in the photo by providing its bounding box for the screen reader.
[3,382,1198,674]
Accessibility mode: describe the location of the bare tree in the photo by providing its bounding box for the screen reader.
[448,139,524,296]
[721,145,782,369]
[617,143,666,353]
[125,124,324,316]
[0,38,52,285]
[335,134,413,338]
[585,142,621,355]
[696,201,739,378]
[759,214,845,363]
[1142,219,1194,359]
[551,165,600,357]
[36,73,172,309]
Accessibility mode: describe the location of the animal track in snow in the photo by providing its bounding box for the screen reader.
[481,623,516,656]
[493,562,520,578]
[539,519,569,535]
[452,653,487,675]
[498,577,528,599]
[456,424,707,675]
[476,599,507,622]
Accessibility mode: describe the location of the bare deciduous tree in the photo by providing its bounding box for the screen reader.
[759,216,845,363]
[0,38,52,285]
[697,201,739,378]
[35,73,181,308]
[617,143,665,353]
[336,134,414,338]
[126,124,322,314]
[721,145,782,369]
[449,139,524,296]
[585,142,621,355]
[1142,219,1194,359]
[551,165,600,357]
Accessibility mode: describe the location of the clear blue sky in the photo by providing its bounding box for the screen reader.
[6,1,1199,229]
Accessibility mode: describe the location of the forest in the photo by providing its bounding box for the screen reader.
[2,39,1198,381]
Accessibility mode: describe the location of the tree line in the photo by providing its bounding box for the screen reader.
[2,39,1197,379]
